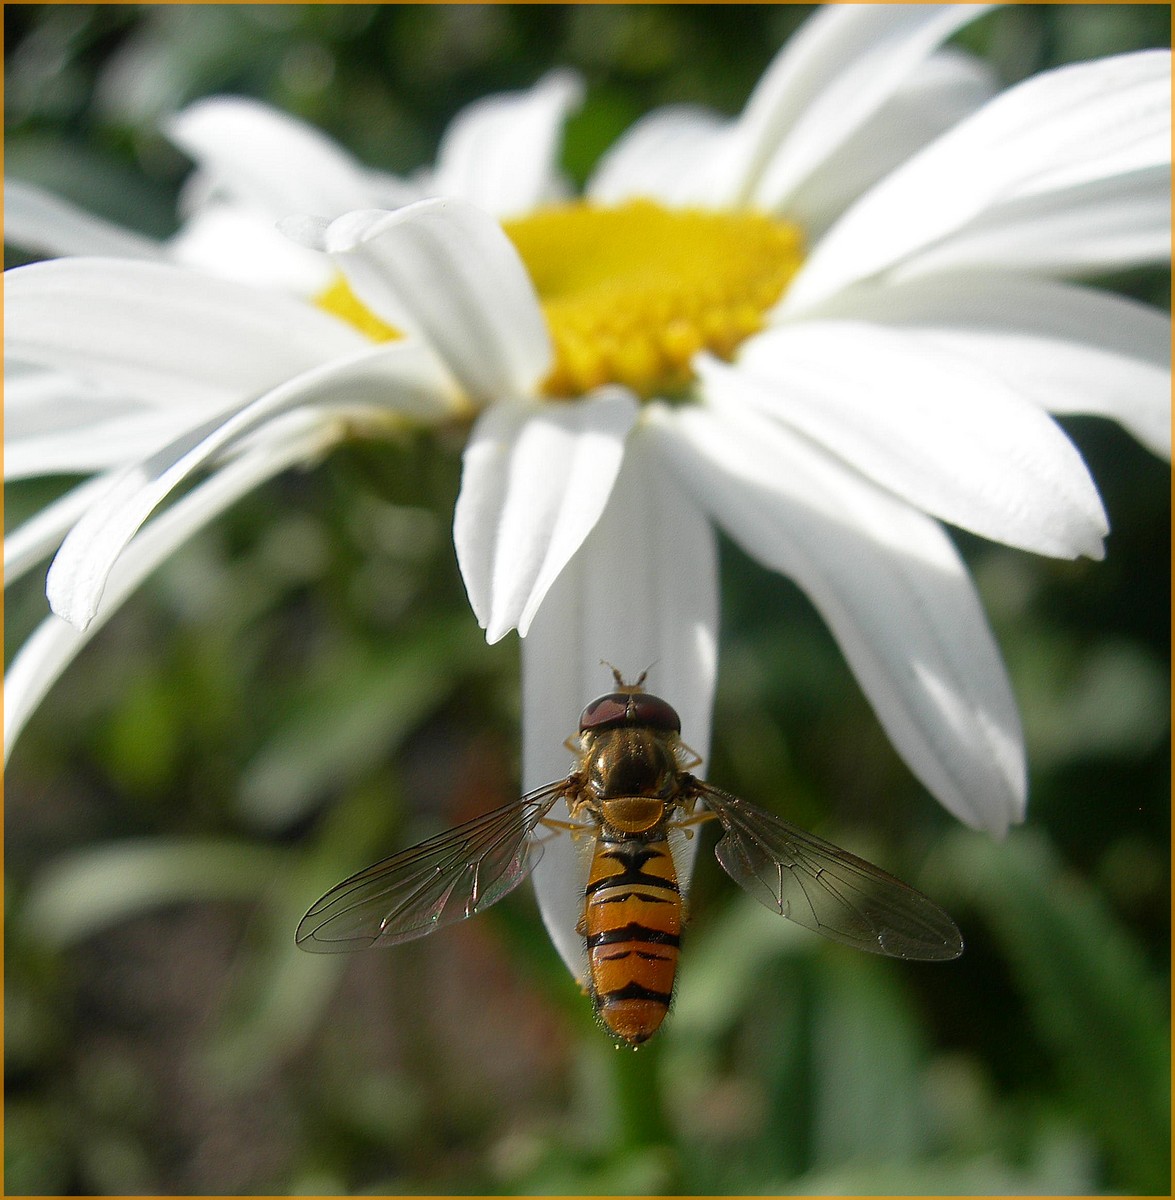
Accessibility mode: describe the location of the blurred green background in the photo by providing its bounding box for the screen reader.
[4,4,1170,1195]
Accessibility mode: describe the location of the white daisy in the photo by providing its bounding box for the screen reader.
[5,6,1169,985]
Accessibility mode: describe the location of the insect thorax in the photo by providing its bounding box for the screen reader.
[583,726,681,805]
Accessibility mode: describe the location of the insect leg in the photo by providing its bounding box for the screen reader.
[538,815,595,834]
[668,807,719,841]
[675,739,703,772]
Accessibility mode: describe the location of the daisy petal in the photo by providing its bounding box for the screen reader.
[6,410,192,480]
[586,105,727,206]
[45,341,461,631]
[4,363,195,480]
[168,202,335,294]
[318,199,552,403]
[5,474,118,586]
[522,428,719,981]
[5,420,333,763]
[894,166,1171,280]
[830,271,1172,459]
[783,49,998,237]
[454,389,639,645]
[4,179,165,260]
[431,70,584,217]
[4,362,198,479]
[165,96,380,216]
[788,48,1171,310]
[4,258,367,407]
[647,402,1026,835]
[5,361,145,441]
[719,321,1109,559]
[712,3,991,208]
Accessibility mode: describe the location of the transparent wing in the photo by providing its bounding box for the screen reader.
[296,781,569,953]
[696,782,963,961]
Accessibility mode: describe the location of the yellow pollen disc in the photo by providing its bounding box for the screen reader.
[316,275,401,343]
[504,199,804,399]
[314,199,803,402]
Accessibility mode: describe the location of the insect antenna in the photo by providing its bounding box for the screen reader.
[599,660,657,692]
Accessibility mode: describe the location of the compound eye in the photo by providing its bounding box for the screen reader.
[627,693,681,732]
[578,691,682,733]
[578,694,629,732]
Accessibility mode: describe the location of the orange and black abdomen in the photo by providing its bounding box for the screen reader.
[584,833,681,1045]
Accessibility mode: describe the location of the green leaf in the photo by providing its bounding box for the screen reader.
[808,952,928,1166]
[941,827,1170,1194]
[21,839,284,947]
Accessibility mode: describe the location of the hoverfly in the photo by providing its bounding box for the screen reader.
[297,671,962,1044]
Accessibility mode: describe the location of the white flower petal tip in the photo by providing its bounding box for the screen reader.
[536,67,585,106]
[45,577,94,632]
[454,390,640,646]
[319,199,551,404]
[316,207,405,255]
[711,325,1112,563]
[44,486,138,630]
[277,213,330,250]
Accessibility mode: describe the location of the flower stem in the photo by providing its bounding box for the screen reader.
[609,1034,672,1151]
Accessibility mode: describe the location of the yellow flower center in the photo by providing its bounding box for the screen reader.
[507,199,803,400]
[316,199,804,400]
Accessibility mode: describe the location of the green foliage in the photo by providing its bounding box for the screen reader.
[942,828,1170,1194]
[4,4,1169,1195]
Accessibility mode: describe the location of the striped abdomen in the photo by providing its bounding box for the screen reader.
[584,833,681,1045]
